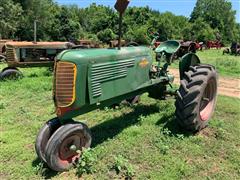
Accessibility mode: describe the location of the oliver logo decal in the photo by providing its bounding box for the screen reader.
[139,58,149,68]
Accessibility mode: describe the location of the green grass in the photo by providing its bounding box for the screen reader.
[172,49,240,78]
[0,63,240,179]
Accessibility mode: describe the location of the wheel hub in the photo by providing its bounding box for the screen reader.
[59,133,84,161]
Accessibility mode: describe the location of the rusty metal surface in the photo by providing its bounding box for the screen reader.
[109,40,126,47]
[180,41,195,47]
[4,41,72,67]
[6,47,15,61]
[74,40,100,48]
[0,39,13,43]
[7,61,54,68]
[0,39,12,54]
[114,0,130,14]
[5,41,71,49]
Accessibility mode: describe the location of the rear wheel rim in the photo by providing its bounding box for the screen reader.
[200,78,217,121]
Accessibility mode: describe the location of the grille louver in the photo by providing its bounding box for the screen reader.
[90,59,135,97]
[55,62,76,107]
[6,48,15,61]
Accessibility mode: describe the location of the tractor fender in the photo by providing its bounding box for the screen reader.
[0,55,6,60]
[1,66,19,73]
[179,53,200,80]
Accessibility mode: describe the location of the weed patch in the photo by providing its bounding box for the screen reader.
[76,148,96,177]
[112,155,135,179]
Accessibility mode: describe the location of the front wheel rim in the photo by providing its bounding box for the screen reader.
[58,132,87,166]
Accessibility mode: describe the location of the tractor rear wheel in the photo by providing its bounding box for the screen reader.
[126,95,141,105]
[188,43,196,53]
[175,64,218,132]
[45,122,92,172]
[110,95,141,108]
[0,68,23,80]
[35,118,61,162]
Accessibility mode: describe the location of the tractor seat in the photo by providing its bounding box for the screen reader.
[155,40,180,54]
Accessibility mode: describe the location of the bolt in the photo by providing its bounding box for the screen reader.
[70,145,77,151]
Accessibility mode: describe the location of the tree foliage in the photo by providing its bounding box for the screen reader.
[0,0,239,44]
[190,0,238,43]
[0,0,23,39]
[183,18,217,42]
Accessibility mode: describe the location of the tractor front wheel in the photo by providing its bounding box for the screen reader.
[175,64,218,132]
[35,118,61,162]
[45,122,92,172]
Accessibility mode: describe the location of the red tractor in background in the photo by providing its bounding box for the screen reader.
[176,40,198,57]
[206,40,223,49]
[147,28,200,58]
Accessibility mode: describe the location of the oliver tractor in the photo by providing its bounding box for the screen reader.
[35,0,218,172]
[0,41,74,79]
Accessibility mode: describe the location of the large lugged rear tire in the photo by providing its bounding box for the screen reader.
[175,64,218,132]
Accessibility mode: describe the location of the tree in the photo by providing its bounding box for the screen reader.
[190,0,237,43]
[0,0,23,39]
[183,18,216,42]
[14,0,59,41]
[1,0,238,45]
[147,12,189,41]
[51,5,83,41]
[232,23,240,42]
[97,28,116,43]
[124,25,151,45]
[84,4,117,34]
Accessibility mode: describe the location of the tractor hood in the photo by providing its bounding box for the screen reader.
[56,46,151,64]
[54,46,154,115]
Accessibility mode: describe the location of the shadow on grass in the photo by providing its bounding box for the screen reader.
[155,112,193,137]
[32,102,195,178]
[90,103,160,147]
[31,103,160,179]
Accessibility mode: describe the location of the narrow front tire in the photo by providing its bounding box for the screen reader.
[35,118,61,162]
[45,122,92,172]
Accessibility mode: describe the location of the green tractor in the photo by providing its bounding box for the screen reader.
[35,0,218,172]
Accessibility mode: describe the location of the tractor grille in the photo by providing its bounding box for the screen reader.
[55,61,76,107]
[6,48,15,61]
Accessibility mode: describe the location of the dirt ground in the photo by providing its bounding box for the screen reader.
[169,68,240,99]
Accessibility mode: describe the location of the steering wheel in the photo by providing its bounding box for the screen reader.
[126,41,139,47]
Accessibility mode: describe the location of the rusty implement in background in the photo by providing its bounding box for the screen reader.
[0,39,13,61]
[0,41,74,80]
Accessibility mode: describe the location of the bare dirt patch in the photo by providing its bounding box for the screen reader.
[169,68,240,98]
[197,127,217,138]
